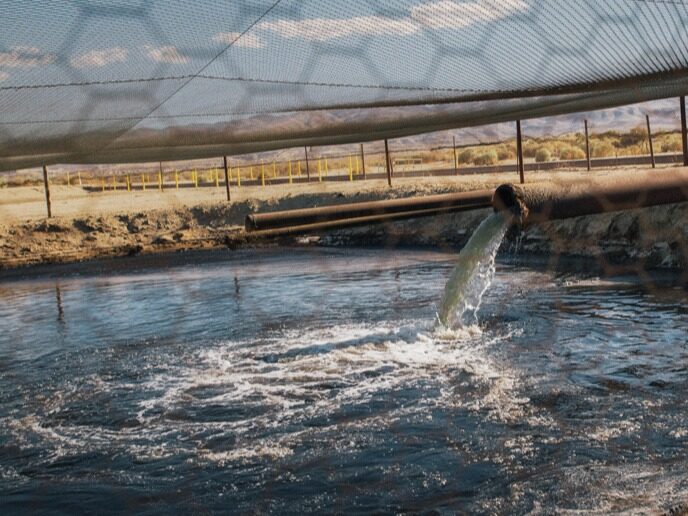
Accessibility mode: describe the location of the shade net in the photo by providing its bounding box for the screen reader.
[2,0,688,171]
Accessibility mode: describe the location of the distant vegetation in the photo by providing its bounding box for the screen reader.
[1,127,683,188]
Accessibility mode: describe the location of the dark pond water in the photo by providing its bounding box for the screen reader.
[0,247,687,514]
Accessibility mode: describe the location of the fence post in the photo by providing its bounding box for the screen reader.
[223,156,231,201]
[318,159,322,182]
[261,162,266,187]
[584,119,591,171]
[42,165,52,218]
[360,144,366,180]
[682,96,688,166]
[126,174,131,192]
[288,161,293,184]
[159,162,164,191]
[384,139,393,187]
[646,114,656,169]
[174,170,179,189]
[141,173,146,191]
[78,171,82,186]
[516,120,525,184]
[304,146,311,181]
[453,135,458,174]
[348,155,353,181]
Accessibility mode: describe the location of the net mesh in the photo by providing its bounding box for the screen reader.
[2,0,688,171]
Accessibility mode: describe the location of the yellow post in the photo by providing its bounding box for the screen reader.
[297,161,302,177]
[101,177,106,192]
[261,162,266,187]
[126,174,131,192]
[237,168,241,187]
[112,175,116,191]
[249,166,254,179]
[158,171,162,191]
[288,161,292,184]
[348,155,353,181]
[142,173,146,191]
[325,159,329,177]
[318,159,322,182]
[194,169,198,188]
[67,171,71,186]
[78,171,82,186]
[175,170,179,189]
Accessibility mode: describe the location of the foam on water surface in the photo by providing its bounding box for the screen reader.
[1,248,687,513]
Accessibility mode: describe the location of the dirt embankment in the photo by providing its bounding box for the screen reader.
[0,180,479,268]
[1,168,687,271]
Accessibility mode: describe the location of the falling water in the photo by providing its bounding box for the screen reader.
[437,212,511,329]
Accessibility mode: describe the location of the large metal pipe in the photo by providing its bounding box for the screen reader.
[246,189,493,231]
[492,170,688,226]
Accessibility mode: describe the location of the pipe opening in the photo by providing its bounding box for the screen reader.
[492,183,528,226]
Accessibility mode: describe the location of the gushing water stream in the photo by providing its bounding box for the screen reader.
[437,212,511,328]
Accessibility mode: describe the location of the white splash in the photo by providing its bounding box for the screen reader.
[437,212,510,329]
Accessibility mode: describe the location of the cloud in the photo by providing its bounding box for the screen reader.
[258,15,417,42]
[213,32,266,48]
[70,47,128,69]
[0,71,8,82]
[410,0,528,29]
[258,0,529,42]
[0,46,55,68]
[145,45,189,64]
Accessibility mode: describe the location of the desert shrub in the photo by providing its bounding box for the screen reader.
[559,146,585,160]
[472,150,498,166]
[591,141,615,157]
[496,145,515,161]
[661,135,682,152]
[535,148,551,163]
[619,126,647,147]
[457,148,476,164]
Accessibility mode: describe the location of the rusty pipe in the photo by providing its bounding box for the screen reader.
[246,190,493,231]
[492,170,688,226]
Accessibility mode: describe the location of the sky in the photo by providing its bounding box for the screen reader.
[1,0,687,153]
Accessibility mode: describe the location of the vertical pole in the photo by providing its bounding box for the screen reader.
[288,161,293,184]
[175,170,179,189]
[159,162,164,191]
[223,156,231,201]
[516,120,525,184]
[384,139,393,187]
[78,171,82,187]
[304,146,311,181]
[42,165,52,218]
[237,168,241,187]
[682,96,688,166]
[360,143,366,180]
[646,114,656,169]
[584,119,591,171]
[453,135,458,174]
[348,155,353,181]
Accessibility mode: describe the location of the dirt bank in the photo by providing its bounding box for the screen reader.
[1,167,687,271]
